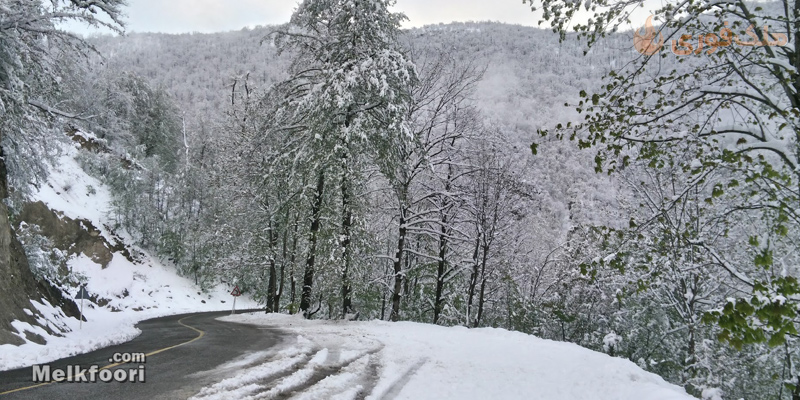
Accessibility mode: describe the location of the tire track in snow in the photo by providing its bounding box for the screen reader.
[288,355,370,400]
[247,345,383,400]
[290,345,385,400]
[190,338,316,400]
[371,357,429,400]
[248,348,331,399]
[190,332,386,400]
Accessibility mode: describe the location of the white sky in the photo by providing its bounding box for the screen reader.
[69,0,547,35]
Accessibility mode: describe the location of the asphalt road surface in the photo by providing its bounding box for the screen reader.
[0,310,285,400]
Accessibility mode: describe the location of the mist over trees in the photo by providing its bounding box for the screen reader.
[3,0,798,398]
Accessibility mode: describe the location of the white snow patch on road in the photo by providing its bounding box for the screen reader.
[205,313,695,400]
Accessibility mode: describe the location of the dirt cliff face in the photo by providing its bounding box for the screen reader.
[16,201,115,268]
[0,146,80,346]
[0,145,44,345]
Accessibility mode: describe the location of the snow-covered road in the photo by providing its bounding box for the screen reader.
[195,313,695,400]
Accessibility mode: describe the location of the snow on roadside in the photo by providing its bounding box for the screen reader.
[204,313,695,400]
[0,245,259,372]
[0,136,259,371]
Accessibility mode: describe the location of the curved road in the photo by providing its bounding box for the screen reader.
[0,310,285,399]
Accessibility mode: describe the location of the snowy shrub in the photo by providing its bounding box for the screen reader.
[15,223,69,284]
[602,332,621,356]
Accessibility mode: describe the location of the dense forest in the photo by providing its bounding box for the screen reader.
[2,1,798,399]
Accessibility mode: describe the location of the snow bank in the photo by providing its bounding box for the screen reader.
[206,313,694,400]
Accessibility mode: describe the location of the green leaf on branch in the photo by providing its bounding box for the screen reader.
[754,248,773,269]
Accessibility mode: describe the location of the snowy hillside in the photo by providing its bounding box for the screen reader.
[193,312,695,400]
[0,135,258,371]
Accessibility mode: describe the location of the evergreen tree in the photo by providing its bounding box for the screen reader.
[270,0,416,318]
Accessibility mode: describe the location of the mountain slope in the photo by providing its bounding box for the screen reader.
[0,133,257,371]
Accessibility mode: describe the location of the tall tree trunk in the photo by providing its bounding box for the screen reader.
[434,164,454,324]
[433,211,448,324]
[277,219,288,312]
[338,118,355,319]
[266,219,278,313]
[276,261,284,311]
[267,257,277,312]
[466,231,481,326]
[390,207,406,321]
[794,0,800,114]
[289,212,299,314]
[340,174,353,319]
[475,242,490,327]
[300,170,325,318]
[381,290,387,320]
[684,324,698,395]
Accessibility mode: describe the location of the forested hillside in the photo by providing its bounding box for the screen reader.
[85,21,629,335]
[3,1,798,399]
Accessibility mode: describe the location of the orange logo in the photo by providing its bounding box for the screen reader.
[633,18,788,56]
[633,15,664,55]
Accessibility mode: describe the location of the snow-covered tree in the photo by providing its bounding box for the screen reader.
[269,0,416,318]
[527,0,800,396]
[0,0,125,205]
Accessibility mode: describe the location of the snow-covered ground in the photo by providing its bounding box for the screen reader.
[0,136,258,371]
[193,313,695,400]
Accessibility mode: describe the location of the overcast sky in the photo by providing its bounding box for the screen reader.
[68,0,549,35]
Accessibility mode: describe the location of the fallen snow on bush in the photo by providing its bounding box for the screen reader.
[199,313,694,400]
